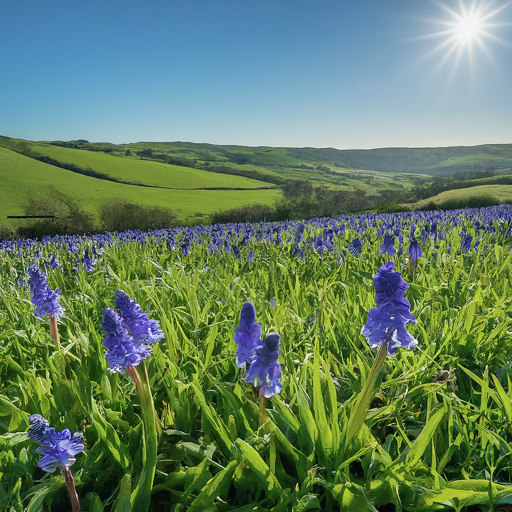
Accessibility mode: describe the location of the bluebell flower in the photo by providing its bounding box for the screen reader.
[234,302,263,369]
[379,233,396,257]
[245,333,283,398]
[102,307,153,373]
[408,238,422,270]
[27,414,84,473]
[28,265,64,319]
[81,250,95,271]
[113,290,164,345]
[361,261,417,356]
[461,233,473,254]
[348,238,363,256]
[246,250,256,262]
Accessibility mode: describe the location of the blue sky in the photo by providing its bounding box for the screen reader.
[1,0,511,149]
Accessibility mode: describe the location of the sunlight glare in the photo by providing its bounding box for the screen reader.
[456,13,483,42]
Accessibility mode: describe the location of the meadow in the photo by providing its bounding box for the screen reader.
[0,146,281,225]
[1,206,512,511]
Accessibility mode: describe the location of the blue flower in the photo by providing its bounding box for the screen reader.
[379,233,396,257]
[461,233,473,254]
[81,250,96,271]
[27,265,64,319]
[408,239,422,269]
[361,261,417,356]
[234,302,263,369]
[245,333,283,398]
[113,290,164,345]
[348,238,363,256]
[27,414,84,473]
[101,308,153,373]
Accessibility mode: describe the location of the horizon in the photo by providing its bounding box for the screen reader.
[3,133,511,153]
[1,0,512,149]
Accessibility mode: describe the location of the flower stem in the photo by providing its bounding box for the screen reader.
[129,362,158,512]
[259,394,267,428]
[62,467,81,512]
[344,340,388,452]
[49,314,60,348]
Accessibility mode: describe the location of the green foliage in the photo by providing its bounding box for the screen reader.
[98,199,178,232]
[3,193,512,510]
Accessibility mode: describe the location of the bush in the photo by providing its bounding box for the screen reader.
[0,223,14,241]
[16,189,94,238]
[210,204,276,224]
[98,199,178,232]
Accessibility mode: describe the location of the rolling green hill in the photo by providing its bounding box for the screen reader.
[0,146,281,226]
[41,137,512,176]
[408,185,512,209]
[3,134,512,229]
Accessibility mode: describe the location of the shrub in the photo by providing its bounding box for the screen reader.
[16,189,94,238]
[98,199,178,232]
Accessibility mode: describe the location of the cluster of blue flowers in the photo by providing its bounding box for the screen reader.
[101,290,164,373]
[361,261,418,356]
[27,264,63,319]
[27,414,84,473]
[234,302,283,398]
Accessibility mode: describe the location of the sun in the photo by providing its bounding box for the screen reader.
[423,0,511,73]
[455,13,483,42]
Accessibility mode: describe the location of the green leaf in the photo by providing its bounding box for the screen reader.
[235,439,282,501]
[188,460,238,511]
[405,405,446,468]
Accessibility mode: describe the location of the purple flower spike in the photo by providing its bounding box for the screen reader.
[28,265,64,319]
[245,333,283,398]
[27,414,84,473]
[101,308,152,373]
[114,290,164,345]
[407,239,422,270]
[234,302,263,369]
[361,261,417,356]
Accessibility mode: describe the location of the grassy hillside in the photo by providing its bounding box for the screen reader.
[0,138,272,190]
[0,146,281,226]
[408,184,512,209]
[0,135,419,195]
[118,140,512,176]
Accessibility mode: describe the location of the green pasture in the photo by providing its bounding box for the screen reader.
[0,146,281,225]
[1,216,512,510]
[4,141,271,190]
[409,184,512,209]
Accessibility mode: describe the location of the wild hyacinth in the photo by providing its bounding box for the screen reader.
[361,261,417,356]
[113,290,164,346]
[28,264,63,347]
[234,302,263,369]
[408,226,422,271]
[346,261,418,450]
[28,414,84,512]
[244,333,283,399]
[348,238,363,256]
[379,233,397,257]
[101,308,152,373]
[101,291,163,512]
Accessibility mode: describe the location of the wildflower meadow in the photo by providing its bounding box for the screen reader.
[2,205,512,512]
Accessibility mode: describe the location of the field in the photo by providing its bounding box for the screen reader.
[2,206,512,511]
[409,184,512,209]
[0,146,281,225]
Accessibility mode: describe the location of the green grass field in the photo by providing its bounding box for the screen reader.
[2,209,512,510]
[0,146,281,225]
[408,184,512,209]
[3,141,272,190]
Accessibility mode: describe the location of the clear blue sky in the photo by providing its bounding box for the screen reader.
[1,0,511,149]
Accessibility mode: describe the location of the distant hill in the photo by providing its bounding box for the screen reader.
[2,134,512,228]
[117,140,512,176]
[408,184,512,209]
